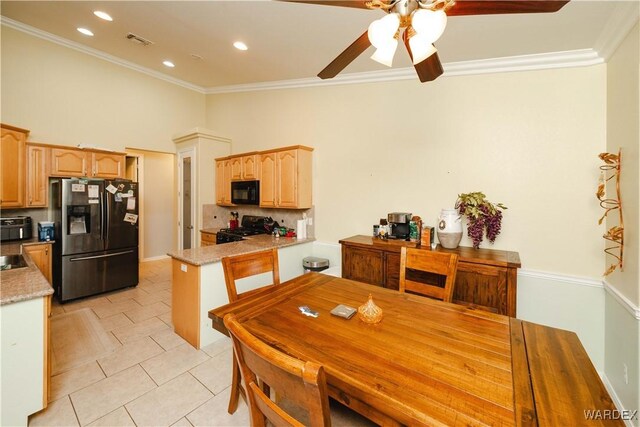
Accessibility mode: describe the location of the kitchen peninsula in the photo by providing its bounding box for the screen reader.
[0,238,54,426]
[167,234,315,349]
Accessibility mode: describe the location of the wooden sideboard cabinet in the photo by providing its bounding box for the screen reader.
[339,235,521,317]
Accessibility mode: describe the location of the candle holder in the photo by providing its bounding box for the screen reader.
[596,149,623,276]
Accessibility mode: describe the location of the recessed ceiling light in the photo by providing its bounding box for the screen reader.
[77,28,94,37]
[93,11,113,21]
[163,60,175,68]
[233,41,248,51]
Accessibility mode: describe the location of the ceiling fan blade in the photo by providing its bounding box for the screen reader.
[402,32,443,82]
[447,1,569,16]
[318,31,371,79]
[277,0,373,10]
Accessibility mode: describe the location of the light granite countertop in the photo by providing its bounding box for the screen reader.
[167,234,315,266]
[0,238,54,306]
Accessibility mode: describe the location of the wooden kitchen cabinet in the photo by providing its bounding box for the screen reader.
[24,243,52,284]
[200,231,216,246]
[0,124,28,208]
[230,153,258,181]
[50,147,90,177]
[51,147,125,178]
[26,144,50,207]
[242,154,258,179]
[260,146,313,209]
[215,158,233,206]
[91,152,124,179]
[340,236,521,316]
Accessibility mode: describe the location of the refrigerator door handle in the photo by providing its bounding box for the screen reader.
[100,191,105,241]
[70,250,134,262]
[105,188,110,247]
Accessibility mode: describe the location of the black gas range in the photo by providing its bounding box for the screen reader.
[216,215,278,245]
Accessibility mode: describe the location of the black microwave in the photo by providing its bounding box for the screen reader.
[231,180,260,205]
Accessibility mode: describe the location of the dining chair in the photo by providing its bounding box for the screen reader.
[224,313,332,427]
[222,248,280,414]
[399,247,459,302]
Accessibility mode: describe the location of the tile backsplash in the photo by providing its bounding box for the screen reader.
[203,205,315,237]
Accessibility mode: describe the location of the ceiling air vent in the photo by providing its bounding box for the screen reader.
[126,33,154,46]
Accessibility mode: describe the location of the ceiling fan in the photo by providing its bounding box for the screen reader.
[283,0,570,82]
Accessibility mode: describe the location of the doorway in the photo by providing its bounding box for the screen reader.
[125,153,144,260]
[178,148,196,250]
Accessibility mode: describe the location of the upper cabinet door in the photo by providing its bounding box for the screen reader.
[230,157,242,181]
[50,148,89,177]
[0,126,27,208]
[215,159,233,206]
[277,149,298,208]
[26,145,50,207]
[242,154,258,180]
[92,153,124,179]
[259,153,277,208]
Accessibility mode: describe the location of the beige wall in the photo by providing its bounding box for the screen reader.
[0,26,205,152]
[206,66,607,278]
[604,23,639,415]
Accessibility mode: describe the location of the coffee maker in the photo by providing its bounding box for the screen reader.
[387,212,412,240]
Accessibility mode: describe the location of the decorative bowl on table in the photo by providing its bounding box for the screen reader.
[358,294,383,324]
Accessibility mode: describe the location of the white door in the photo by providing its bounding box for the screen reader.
[178,148,196,250]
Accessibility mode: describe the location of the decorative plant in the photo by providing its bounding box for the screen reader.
[455,192,507,249]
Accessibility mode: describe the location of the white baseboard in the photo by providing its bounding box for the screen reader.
[141,255,170,263]
[601,373,638,427]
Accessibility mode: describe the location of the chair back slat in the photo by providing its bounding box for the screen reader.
[222,248,280,302]
[225,314,332,427]
[399,247,459,303]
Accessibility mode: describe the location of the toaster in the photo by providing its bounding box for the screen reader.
[0,216,33,241]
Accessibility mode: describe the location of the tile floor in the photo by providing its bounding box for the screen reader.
[29,259,251,427]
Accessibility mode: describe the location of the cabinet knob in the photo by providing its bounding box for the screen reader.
[45,247,49,255]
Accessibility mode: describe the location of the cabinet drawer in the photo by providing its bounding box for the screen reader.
[201,232,216,244]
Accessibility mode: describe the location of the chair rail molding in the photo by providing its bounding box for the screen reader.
[603,279,640,321]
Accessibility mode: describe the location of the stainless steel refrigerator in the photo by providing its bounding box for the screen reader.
[51,178,139,302]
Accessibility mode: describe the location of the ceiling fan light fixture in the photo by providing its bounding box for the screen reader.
[370,39,398,67]
[367,13,400,47]
[411,9,447,43]
[408,35,437,64]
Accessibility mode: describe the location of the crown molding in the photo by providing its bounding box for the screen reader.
[2,8,629,96]
[594,1,640,61]
[172,127,231,144]
[603,279,640,321]
[1,17,207,94]
[206,49,603,94]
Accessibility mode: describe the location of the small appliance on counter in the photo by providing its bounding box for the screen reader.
[0,216,33,241]
[387,212,412,240]
[38,221,55,241]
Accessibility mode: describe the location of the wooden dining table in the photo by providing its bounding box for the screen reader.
[209,272,621,426]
